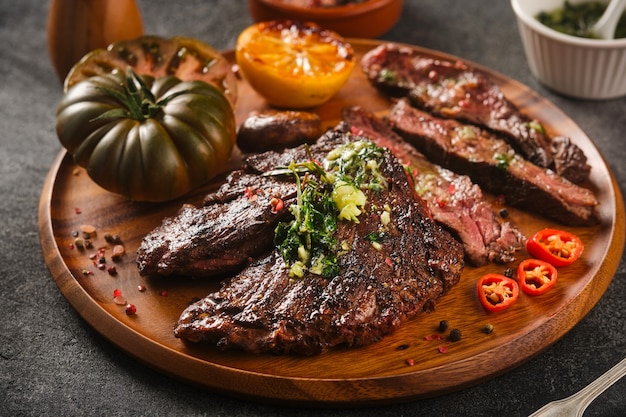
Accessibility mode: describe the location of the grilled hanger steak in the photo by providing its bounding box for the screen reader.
[174,129,464,355]
[388,99,599,226]
[340,106,525,266]
[361,43,591,184]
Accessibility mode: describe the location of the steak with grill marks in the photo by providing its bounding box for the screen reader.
[174,129,465,355]
[360,42,591,184]
[136,172,297,277]
[388,98,599,226]
[136,131,349,278]
[340,106,525,266]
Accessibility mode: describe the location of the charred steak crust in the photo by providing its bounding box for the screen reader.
[174,130,465,355]
[360,43,590,184]
[388,99,599,227]
[136,172,297,277]
[340,106,525,266]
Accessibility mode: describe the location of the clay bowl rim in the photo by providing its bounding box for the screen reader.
[253,0,399,19]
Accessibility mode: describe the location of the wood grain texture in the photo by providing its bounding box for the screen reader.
[38,40,625,406]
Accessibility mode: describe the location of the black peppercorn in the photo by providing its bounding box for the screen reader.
[439,320,449,332]
[449,328,462,342]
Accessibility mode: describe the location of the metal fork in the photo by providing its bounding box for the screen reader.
[529,357,626,416]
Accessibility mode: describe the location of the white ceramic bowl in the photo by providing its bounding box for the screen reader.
[511,0,626,100]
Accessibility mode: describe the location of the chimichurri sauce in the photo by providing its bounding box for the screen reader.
[536,1,626,39]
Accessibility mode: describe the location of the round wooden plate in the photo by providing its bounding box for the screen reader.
[39,40,625,406]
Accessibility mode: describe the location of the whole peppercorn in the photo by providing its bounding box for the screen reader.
[449,328,462,342]
[483,323,495,334]
[125,304,137,315]
[439,320,449,332]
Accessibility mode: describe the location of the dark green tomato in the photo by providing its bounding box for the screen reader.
[56,70,236,202]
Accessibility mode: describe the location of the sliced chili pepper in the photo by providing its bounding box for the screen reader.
[526,228,584,267]
[517,258,558,296]
[477,274,519,312]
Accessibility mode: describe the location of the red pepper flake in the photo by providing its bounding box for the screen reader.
[137,285,146,292]
[68,243,74,249]
[74,207,82,214]
[81,269,93,276]
[160,290,168,297]
[349,126,364,136]
[125,303,137,316]
[458,99,469,108]
[113,288,126,305]
[447,183,456,194]
[97,263,106,270]
[385,257,393,267]
[438,346,449,354]
[428,70,438,80]
[405,358,415,366]
[270,197,284,214]
[107,266,117,276]
[244,186,257,201]
[424,334,444,341]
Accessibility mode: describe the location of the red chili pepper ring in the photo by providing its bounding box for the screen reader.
[517,258,558,296]
[526,228,584,267]
[477,274,519,312]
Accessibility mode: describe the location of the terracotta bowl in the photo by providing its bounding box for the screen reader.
[248,0,403,38]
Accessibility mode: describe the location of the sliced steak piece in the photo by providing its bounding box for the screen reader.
[388,99,599,226]
[340,106,525,266]
[174,130,465,355]
[136,171,297,277]
[361,43,590,183]
[550,135,592,185]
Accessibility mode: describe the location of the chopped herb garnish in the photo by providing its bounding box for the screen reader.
[456,125,477,140]
[271,141,387,280]
[494,153,511,170]
[526,120,546,134]
[365,231,385,243]
[379,68,396,83]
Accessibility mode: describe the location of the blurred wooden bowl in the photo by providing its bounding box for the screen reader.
[248,0,403,38]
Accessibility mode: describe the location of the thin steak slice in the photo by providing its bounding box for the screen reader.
[174,130,465,355]
[360,42,591,183]
[388,98,599,226]
[136,171,297,277]
[340,106,525,266]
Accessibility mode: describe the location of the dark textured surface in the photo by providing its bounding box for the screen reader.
[1,0,624,416]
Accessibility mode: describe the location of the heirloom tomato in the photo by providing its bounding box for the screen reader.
[63,35,238,106]
[55,68,236,202]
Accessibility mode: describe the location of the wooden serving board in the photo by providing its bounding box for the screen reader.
[39,40,625,405]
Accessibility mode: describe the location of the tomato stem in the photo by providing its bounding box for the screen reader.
[93,68,191,122]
